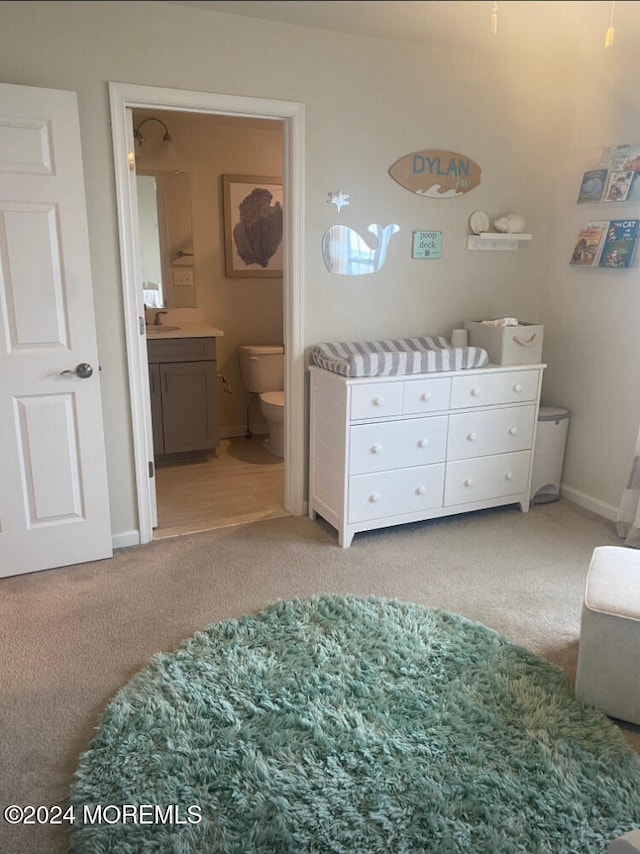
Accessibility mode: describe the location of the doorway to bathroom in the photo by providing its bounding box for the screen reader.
[132,106,287,540]
[109,83,305,546]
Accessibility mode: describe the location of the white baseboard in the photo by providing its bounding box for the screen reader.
[560,485,618,521]
[112,530,140,549]
[111,491,615,549]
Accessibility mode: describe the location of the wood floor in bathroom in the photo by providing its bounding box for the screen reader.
[153,435,287,540]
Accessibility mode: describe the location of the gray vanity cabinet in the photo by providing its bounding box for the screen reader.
[147,337,219,456]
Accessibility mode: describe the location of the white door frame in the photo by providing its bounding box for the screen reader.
[109,82,305,544]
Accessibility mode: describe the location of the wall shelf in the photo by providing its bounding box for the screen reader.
[467,232,532,251]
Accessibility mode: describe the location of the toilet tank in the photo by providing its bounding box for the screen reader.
[238,344,284,393]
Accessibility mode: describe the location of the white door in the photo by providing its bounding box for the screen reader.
[0,82,112,577]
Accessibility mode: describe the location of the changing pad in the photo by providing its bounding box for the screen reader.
[310,336,489,377]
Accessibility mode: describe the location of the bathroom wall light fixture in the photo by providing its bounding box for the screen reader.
[133,117,172,147]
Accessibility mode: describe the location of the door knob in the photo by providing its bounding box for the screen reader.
[60,362,94,379]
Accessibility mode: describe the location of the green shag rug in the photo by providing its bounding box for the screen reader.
[70,595,640,853]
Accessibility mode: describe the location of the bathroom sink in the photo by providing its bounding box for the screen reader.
[147,325,181,333]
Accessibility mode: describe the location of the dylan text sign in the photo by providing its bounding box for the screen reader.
[389,150,481,198]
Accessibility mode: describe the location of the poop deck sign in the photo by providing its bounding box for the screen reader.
[388,150,481,198]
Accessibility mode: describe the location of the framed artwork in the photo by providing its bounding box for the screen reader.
[222,174,283,277]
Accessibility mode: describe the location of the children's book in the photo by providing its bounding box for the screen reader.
[577,169,608,203]
[598,219,640,268]
[569,221,608,266]
[603,170,635,203]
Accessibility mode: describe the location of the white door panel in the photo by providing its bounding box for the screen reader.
[0,82,112,577]
[1,203,69,347]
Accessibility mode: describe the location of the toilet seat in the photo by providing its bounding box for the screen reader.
[259,390,284,408]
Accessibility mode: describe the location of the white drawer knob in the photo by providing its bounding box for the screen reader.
[508,426,518,436]
[372,396,384,406]
[371,444,382,454]
[505,471,514,481]
[470,387,481,397]
[415,485,426,495]
[467,432,477,441]
[513,383,523,393]
[417,438,429,448]
[369,492,380,502]
[464,478,474,487]
[420,391,431,402]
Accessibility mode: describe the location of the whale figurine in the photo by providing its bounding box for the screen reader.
[322,223,400,275]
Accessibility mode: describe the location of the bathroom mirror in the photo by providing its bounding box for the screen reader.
[137,170,194,307]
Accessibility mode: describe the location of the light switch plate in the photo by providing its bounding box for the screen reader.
[173,269,194,287]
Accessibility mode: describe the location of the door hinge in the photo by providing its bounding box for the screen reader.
[139,316,145,335]
[148,460,154,478]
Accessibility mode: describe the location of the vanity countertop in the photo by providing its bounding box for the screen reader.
[146,322,224,339]
[144,308,224,340]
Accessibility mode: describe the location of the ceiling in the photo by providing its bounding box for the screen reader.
[164,1,629,61]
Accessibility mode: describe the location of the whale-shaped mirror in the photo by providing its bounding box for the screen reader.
[321,223,400,275]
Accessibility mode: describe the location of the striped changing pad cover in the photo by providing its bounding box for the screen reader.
[310,336,489,377]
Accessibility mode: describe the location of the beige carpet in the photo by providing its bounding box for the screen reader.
[1,499,638,853]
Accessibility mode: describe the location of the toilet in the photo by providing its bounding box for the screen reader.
[237,344,285,457]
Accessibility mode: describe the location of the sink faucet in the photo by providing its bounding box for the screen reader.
[154,310,169,326]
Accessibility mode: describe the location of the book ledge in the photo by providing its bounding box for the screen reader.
[466,233,532,251]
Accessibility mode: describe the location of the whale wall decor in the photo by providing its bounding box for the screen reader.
[388,149,481,198]
[321,223,400,275]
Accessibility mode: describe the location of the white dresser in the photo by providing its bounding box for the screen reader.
[309,363,546,547]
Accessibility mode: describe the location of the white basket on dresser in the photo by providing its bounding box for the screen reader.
[309,363,546,548]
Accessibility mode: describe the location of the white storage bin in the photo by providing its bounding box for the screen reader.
[530,406,570,504]
[465,320,544,365]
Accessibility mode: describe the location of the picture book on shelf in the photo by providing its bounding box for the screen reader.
[598,219,640,268]
[570,221,608,266]
[577,169,608,203]
[603,170,635,203]
[591,144,640,201]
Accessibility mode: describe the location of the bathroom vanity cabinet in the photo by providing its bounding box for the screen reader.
[147,337,218,456]
[309,363,545,547]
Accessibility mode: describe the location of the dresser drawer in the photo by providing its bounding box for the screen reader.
[349,464,445,522]
[444,451,531,506]
[447,405,536,461]
[402,376,451,414]
[349,416,447,474]
[449,370,539,409]
[350,381,403,420]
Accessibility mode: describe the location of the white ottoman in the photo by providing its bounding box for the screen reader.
[575,546,640,725]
